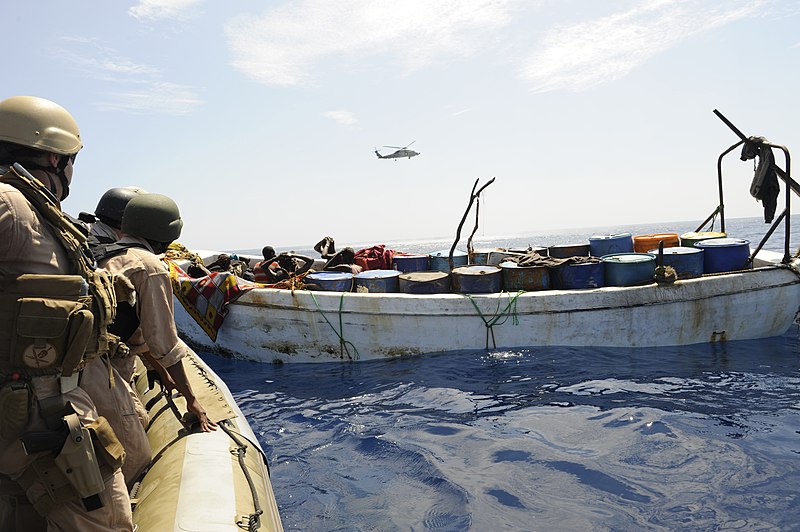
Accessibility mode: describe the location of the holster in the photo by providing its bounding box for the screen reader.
[0,381,30,440]
[16,412,125,515]
[53,414,105,499]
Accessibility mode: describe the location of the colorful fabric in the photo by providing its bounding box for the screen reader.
[167,260,256,341]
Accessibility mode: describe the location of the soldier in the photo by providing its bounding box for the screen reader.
[94,193,217,433]
[79,186,147,252]
[0,96,133,530]
[78,186,154,489]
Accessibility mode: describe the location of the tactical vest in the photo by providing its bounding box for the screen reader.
[93,241,150,342]
[0,164,117,377]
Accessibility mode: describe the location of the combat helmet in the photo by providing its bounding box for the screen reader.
[122,193,183,243]
[95,187,147,229]
[0,96,82,155]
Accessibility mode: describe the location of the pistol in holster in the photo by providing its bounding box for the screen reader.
[20,413,107,511]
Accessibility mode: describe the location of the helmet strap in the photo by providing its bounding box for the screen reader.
[24,161,70,201]
[54,155,71,200]
[146,239,172,255]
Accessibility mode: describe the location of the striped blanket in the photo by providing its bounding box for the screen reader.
[167,261,256,341]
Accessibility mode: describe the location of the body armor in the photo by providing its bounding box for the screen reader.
[0,164,117,377]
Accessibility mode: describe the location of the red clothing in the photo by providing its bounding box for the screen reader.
[253,260,280,283]
[354,244,394,270]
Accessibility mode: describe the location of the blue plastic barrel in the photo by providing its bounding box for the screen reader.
[694,238,751,273]
[306,272,353,292]
[589,233,634,257]
[354,269,401,293]
[555,261,604,289]
[601,253,656,286]
[648,246,704,277]
[429,250,468,272]
[392,254,429,273]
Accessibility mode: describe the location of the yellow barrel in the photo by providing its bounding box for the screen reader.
[680,231,726,248]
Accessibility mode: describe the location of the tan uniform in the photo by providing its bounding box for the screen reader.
[79,357,151,489]
[0,179,133,531]
[97,236,190,368]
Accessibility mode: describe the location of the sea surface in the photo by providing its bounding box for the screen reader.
[207,216,800,531]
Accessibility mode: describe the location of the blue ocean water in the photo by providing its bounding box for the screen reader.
[209,217,800,531]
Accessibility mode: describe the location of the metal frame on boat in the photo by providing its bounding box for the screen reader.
[173,113,800,363]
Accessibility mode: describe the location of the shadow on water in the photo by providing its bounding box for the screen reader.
[206,325,800,531]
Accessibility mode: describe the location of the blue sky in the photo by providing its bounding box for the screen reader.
[3,1,799,250]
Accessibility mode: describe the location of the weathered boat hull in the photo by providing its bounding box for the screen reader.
[174,252,800,364]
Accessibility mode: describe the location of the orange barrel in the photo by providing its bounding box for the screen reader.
[633,233,679,253]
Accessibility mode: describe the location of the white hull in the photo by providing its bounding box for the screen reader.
[174,251,800,363]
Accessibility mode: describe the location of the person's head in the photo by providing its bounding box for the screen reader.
[276,254,294,271]
[121,193,183,254]
[0,95,82,201]
[94,186,147,230]
[262,246,276,260]
[340,247,355,263]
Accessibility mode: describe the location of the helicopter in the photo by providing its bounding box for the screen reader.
[375,141,420,160]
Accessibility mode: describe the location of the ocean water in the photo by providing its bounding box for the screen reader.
[207,217,800,531]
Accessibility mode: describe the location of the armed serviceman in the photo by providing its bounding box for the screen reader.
[79,186,147,254]
[94,193,218,433]
[78,186,153,489]
[0,96,133,530]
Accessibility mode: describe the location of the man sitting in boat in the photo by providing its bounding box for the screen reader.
[314,235,337,259]
[323,246,363,274]
[206,252,254,280]
[254,246,314,283]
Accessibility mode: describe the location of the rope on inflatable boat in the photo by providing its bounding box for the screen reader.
[220,420,264,532]
[466,291,524,349]
[309,292,360,360]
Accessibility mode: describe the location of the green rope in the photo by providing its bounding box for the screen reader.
[466,291,524,348]
[308,292,359,360]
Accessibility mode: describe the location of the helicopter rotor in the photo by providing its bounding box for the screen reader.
[383,140,416,150]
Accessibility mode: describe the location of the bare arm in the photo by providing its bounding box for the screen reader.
[165,359,218,432]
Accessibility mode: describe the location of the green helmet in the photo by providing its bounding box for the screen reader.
[95,186,147,228]
[0,96,82,155]
[121,193,183,243]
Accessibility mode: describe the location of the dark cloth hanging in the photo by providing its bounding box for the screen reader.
[741,136,780,223]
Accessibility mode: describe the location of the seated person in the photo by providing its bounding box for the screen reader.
[206,253,254,280]
[254,246,314,283]
[314,236,337,259]
[323,247,363,274]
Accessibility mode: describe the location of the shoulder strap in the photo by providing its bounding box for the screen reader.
[1,164,93,276]
[93,242,149,263]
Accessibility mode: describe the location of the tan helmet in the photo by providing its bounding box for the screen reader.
[0,96,82,155]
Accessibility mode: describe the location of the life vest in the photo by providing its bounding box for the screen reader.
[253,260,281,283]
[0,164,118,377]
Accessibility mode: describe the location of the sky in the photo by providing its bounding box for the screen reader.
[3,1,799,251]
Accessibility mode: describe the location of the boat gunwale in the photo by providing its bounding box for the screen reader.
[230,264,800,314]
